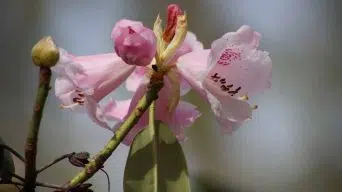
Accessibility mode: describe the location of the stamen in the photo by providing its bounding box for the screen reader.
[252,105,258,110]
[238,95,249,101]
[60,103,79,109]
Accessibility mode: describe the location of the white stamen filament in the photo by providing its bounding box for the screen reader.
[60,103,80,109]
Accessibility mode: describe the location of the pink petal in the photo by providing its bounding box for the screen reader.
[216,117,242,134]
[177,50,211,97]
[166,101,201,141]
[55,50,135,102]
[55,77,75,100]
[204,25,272,98]
[206,91,252,122]
[71,53,135,101]
[53,49,136,129]
[85,96,111,130]
[125,66,147,92]
[222,25,261,48]
[168,32,204,65]
[102,99,131,121]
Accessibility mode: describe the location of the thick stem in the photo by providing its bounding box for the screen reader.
[65,82,164,189]
[24,67,51,192]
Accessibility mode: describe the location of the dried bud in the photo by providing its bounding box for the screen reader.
[68,152,90,167]
[163,4,183,43]
[111,19,156,66]
[31,36,59,67]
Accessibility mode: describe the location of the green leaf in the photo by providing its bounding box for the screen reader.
[0,138,15,183]
[124,121,190,192]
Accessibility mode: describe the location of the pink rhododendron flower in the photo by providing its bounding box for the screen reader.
[102,5,204,144]
[108,32,204,144]
[52,49,135,129]
[111,19,157,66]
[177,25,272,133]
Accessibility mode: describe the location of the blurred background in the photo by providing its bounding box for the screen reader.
[1,0,342,191]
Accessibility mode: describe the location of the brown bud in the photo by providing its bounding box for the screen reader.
[31,36,59,67]
[68,152,90,167]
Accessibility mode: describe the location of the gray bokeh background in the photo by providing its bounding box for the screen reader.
[1,0,342,191]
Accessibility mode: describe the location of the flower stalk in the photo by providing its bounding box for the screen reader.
[65,79,164,189]
[149,101,158,191]
[24,66,52,192]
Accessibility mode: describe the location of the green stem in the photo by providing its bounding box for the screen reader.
[24,67,51,192]
[65,82,164,189]
[149,101,159,192]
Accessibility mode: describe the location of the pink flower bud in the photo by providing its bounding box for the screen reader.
[163,4,183,42]
[111,19,156,66]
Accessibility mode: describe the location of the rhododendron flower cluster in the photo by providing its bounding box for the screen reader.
[52,4,272,145]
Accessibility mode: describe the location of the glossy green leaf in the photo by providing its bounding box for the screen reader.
[124,121,190,192]
[0,138,15,183]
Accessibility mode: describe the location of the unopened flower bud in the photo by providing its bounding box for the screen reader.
[111,19,156,66]
[161,13,188,62]
[163,4,183,43]
[31,36,59,67]
[68,152,90,167]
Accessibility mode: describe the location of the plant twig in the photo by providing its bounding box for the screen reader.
[10,173,25,182]
[10,173,66,190]
[65,81,164,189]
[24,67,52,192]
[11,181,66,190]
[100,168,110,192]
[0,144,25,162]
[37,152,75,173]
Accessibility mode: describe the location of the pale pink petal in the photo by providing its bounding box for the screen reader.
[55,77,75,99]
[222,25,261,48]
[177,50,211,97]
[102,99,131,121]
[125,66,147,92]
[166,101,201,141]
[216,117,242,134]
[69,53,135,101]
[85,96,111,130]
[206,91,252,122]
[204,25,272,98]
[179,75,191,96]
[52,49,135,129]
[168,32,204,65]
